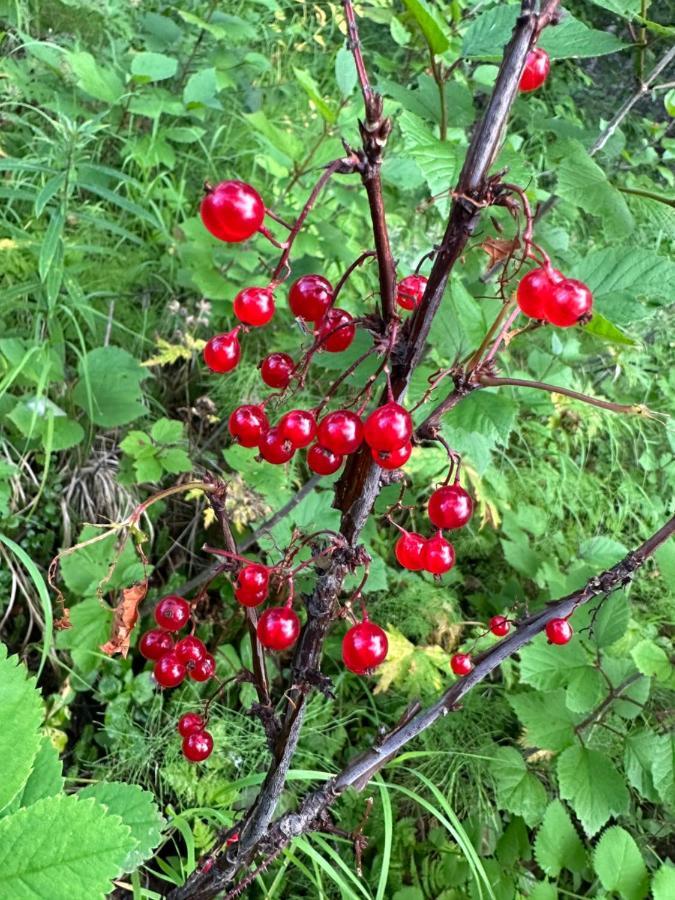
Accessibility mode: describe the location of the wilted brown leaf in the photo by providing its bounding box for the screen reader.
[100,580,148,657]
[480,236,519,268]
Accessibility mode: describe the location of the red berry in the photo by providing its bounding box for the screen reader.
[342,621,388,674]
[154,595,191,632]
[204,330,241,374]
[363,402,412,453]
[139,629,174,660]
[516,267,564,320]
[200,181,264,243]
[428,483,473,530]
[423,533,456,575]
[190,653,216,682]
[235,564,270,608]
[257,606,300,651]
[154,652,187,688]
[451,653,473,676]
[544,279,593,328]
[317,410,363,455]
[316,308,355,352]
[175,635,207,666]
[519,48,550,93]
[177,712,205,737]
[259,427,295,464]
[307,443,343,476]
[233,287,275,327]
[288,274,333,322]
[228,404,269,448]
[545,617,573,645]
[278,409,317,449]
[396,275,427,311]
[260,352,294,389]
[395,531,426,571]
[182,730,214,762]
[489,616,510,637]
[372,441,412,470]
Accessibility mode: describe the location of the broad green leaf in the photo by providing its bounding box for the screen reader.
[55,598,112,676]
[519,633,588,691]
[651,733,674,810]
[652,863,675,900]
[0,645,43,813]
[184,67,221,109]
[150,417,184,444]
[11,738,63,810]
[624,730,660,802]
[603,658,651,719]
[565,666,605,713]
[593,826,648,900]
[159,447,192,474]
[558,745,629,835]
[293,68,337,123]
[335,46,357,96]
[534,800,586,877]
[591,591,630,647]
[489,747,547,826]
[67,51,124,103]
[130,52,177,83]
[59,525,144,598]
[402,0,451,55]
[72,347,147,427]
[509,689,577,751]
[630,639,672,682]
[583,312,636,346]
[0,795,135,898]
[528,884,557,900]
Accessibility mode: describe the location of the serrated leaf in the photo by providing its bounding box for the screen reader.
[59,525,144,599]
[519,633,589,691]
[56,598,112,676]
[630,639,672,682]
[72,346,147,427]
[509,689,577,751]
[557,745,629,835]
[150,418,184,445]
[0,795,135,898]
[489,746,547,826]
[372,627,449,697]
[159,447,192,474]
[142,335,205,367]
[651,733,674,810]
[402,0,451,54]
[652,863,675,899]
[12,737,63,810]
[593,826,648,900]
[0,645,43,813]
[534,800,586,876]
[565,666,605,713]
[624,730,660,803]
[591,591,630,647]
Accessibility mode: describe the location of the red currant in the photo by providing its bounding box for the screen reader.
[396,274,427,311]
[317,410,363,455]
[342,621,388,674]
[139,629,174,660]
[190,653,216,682]
[516,267,563,320]
[154,652,187,688]
[200,181,264,243]
[203,330,241,374]
[235,564,270,608]
[177,712,205,737]
[154,596,191,632]
[278,409,317,449]
[260,352,294,389]
[489,615,510,637]
[545,617,573,645]
[288,274,333,322]
[519,48,550,93]
[428,483,473,530]
[182,730,214,762]
[175,635,207,666]
[257,606,301,651]
[544,279,593,328]
[233,287,275,327]
[307,443,343,476]
[371,441,412,470]
[395,531,426,571]
[451,653,473,676]
[259,427,295,464]
[363,402,412,453]
[228,404,268,448]
[423,533,456,576]
[316,308,355,352]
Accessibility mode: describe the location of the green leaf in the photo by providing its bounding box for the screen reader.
[79,782,165,871]
[651,733,674,810]
[150,417,184,445]
[11,737,63,810]
[534,800,586,877]
[519,633,588,691]
[120,430,151,457]
[557,745,629,835]
[72,347,147,427]
[489,747,547,826]
[183,67,221,109]
[134,456,164,482]
[402,0,451,54]
[565,666,605,713]
[0,795,135,898]
[624,730,660,802]
[652,863,675,900]
[293,68,336,123]
[0,645,43,813]
[591,591,630,647]
[158,447,192,474]
[583,312,636,346]
[130,52,178,83]
[335,46,357,96]
[67,51,124,103]
[630,639,672,682]
[509,689,577,751]
[55,598,112,676]
[39,210,64,281]
[593,826,648,900]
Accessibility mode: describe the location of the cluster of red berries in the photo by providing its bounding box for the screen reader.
[517,266,593,327]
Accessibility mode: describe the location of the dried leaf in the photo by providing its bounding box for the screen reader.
[100,580,148,657]
[480,236,519,267]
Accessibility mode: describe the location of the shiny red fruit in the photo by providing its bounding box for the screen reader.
[363,402,412,453]
[545,617,573,645]
[423,533,456,575]
[489,615,510,637]
[396,274,427,311]
[342,621,388,674]
[175,635,207,666]
[154,652,187,688]
[154,596,191,632]
[190,653,216,682]
[395,531,426,571]
[259,427,295,464]
[451,653,473,676]
[200,180,264,242]
[544,278,593,327]
[203,330,241,373]
[317,410,363,455]
[519,48,550,93]
[228,404,268,448]
[235,564,270,608]
[257,606,301,651]
[372,441,412,470]
[307,443,343,476]
[316,308,355,352]
[279,409,317,449]
[516,267,563,320]
[233,287,275,327]
[260,352,294,389]
[177,712,205,737]
[182,730,214,762]
[139,629,174,660]
[428,483,473,530]
[288,274,333,322]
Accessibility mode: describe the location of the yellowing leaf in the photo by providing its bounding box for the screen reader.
[142,335,205,368]
[374,627,450,696]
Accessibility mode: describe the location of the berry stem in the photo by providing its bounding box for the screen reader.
[332,250,377,304]
[482,306,520,364]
